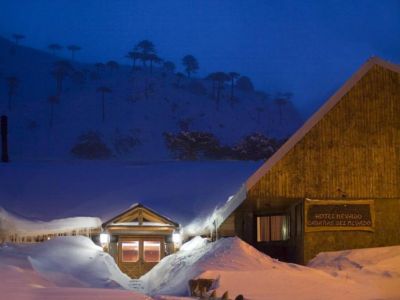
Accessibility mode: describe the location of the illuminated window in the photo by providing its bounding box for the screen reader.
[121,241,139,262]
[143,241,161,262]
[257,215,290,242]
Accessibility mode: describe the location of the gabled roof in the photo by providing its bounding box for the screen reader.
[102,203,180,228]
[246,57,400,190]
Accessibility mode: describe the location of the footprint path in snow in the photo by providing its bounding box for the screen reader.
[128,279,145,293]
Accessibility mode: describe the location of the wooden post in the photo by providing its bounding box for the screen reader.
[1,115,9,163]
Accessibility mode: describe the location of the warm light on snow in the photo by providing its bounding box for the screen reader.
[100,233,110,245]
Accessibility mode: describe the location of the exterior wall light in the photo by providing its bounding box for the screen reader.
[100,233,110,245]
[172,232,182,245]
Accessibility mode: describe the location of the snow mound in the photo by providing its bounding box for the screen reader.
[143,237,400,299]
[0,236,150,299]
[0,236,131,289]
[309,245,400,276]
[142,237,337,298]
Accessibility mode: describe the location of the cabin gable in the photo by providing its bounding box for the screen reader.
[221,59,400,265]
[248,64,400,200]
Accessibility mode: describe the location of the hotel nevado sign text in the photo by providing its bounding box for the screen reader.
[305,199,375,232]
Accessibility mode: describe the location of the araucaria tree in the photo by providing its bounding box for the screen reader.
[97,86,112,122]
[51,60,74,95]
[5,76,19,110]
[48,95,59,128]
[207,72,229,110]
[135,40,156,68]
[126,51,142,71]
[147,53,162,74]
[67,45,81,61]
[48,43,63,56]
[182,55,199,78]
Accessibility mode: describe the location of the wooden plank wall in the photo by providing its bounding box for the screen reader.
[237,65,400,263]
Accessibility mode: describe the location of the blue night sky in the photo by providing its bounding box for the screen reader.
[0,0,399,115]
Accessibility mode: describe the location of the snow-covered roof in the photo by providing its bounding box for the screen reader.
[102,203,180,228]
[0,207,101,236]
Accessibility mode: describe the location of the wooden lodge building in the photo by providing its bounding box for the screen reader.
[216,57,400,264]
[100,203,180,278]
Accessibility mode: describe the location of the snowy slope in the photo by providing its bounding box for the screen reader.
[0,236,151,299]
[142,236,397,299]
[0,160,261,224]
[0,36,302,161]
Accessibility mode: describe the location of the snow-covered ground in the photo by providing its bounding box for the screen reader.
[0,236,150,299]
[1,235,399,299]
[142,236,400,300]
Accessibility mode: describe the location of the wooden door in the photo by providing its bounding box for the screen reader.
[118,237,164,278]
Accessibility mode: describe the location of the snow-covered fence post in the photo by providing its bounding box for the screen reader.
[1,115,9,163]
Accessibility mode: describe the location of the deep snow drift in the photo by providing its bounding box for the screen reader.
[1,235,399,299]
[142,236,400,300]
[308,245,400,299]
[0,236,150,299]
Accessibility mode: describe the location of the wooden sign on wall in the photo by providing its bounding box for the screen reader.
[305,199,375,232]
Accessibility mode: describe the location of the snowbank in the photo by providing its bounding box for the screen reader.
[0,236,150,299]
[0,236,131,288]
[309,245,400,299]
[0,207,101,240]
[142,236,400,300]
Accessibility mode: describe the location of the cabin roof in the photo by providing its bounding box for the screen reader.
[102,203,180,228]
[246,56,400,190]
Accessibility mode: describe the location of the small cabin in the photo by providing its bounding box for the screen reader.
[100,203,180,278]
[217,57,400,264]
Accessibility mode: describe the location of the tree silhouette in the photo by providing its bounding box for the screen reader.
[106,60,119,74]
[97,86,112,122]
[135,40,156,68]
[214,72,229,110]
[48,43,63,56]
[51,60,74,95]
[182,55,199,78]
[126,51,142,71]
[147,53,162,74]
[12,34,25,45]
[5,76,19,110]
[236,76,254,92]
[207,72,228,110]
[67,45,81,61]
[136,40,155,55]
[48,95,59,128]
[163,61,176,73]
[228,72,240,105]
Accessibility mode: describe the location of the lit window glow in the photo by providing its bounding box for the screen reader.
[122,241,139,262]
[144,241,161,262]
